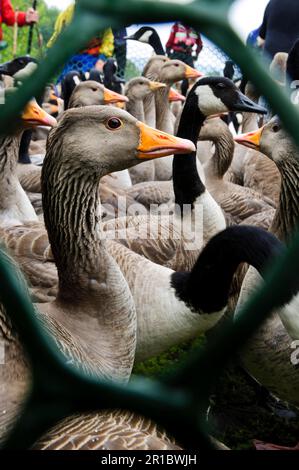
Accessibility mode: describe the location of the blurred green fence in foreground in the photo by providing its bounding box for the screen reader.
[1,0,299,450]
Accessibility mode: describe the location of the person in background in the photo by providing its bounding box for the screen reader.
[0,0,38,42]
[47,1,114,81]
[112,27,127,79]
[258,0,299,59]
[165,22,203,67]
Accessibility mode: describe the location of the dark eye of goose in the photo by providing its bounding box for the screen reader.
[272,123,280,133]
[91,88,98,92]
[215,83,226,89]
[106,117,123,130]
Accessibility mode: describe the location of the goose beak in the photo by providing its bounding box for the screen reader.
[0,61,10,75]
[136,121,195,159]
[233,92,267,114]
[124,34,135,41]
[103,87,129,104]
[234,127,264,150]
[184,65,204,79]
[168,88,186,102]
[22,99,57,127]
[149,81,167,91]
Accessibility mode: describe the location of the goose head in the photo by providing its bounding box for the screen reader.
[61,71,85,110]
[143,55,170,79]
[159,59,203,84]
[21,99,57,128]
[125,77,166,101]
[47,106,195,175]
[0,56,37,77]
[198,116,229,142]
[68,81,128,108]
[125,26,165,55]
[4,89,57,130]
[189,77,267,118]
[234,117,297,166]
[125,26,157,45]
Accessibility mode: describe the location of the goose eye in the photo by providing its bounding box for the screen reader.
[272,124,280,133]
[106,117,122,130]
[216,83,226,89]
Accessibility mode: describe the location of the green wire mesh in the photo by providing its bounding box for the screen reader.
[1,0,299,450]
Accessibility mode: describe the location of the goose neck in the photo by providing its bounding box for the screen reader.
[126,97,145,122]
[172,227,282,314]
[173,97,206,210]
[271,158,299,242]
[150,35,165,55]
[205,130,235,180]
[0,135,20,210]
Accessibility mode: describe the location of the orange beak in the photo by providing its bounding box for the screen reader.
[184,64,204,79]
[103,87,129,104]
[50,91,59,102]
[149,81,167,91]
[136,121,195,159]
[168,88,186,102]
[234,127,264,150]
[22,99,57,127]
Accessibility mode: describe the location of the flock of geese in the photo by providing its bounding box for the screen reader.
[1,26,299,450]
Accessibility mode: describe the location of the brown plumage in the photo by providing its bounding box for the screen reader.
[236,117,299,408]
[1,106,195,449]
[199,117,276,223]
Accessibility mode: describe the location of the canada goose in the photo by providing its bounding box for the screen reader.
[0,56,37,76]
[125,77,166,183]
[103,58,124,94]
[125,26,165,55]
[234,117,299,407]
[61,70,85,110]
[107,77,267,272]
[0,106,193,448]
[198,117,276,223]
[153,59,203,181]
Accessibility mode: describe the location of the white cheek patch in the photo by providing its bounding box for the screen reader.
[139,30,153,43]
[73,76,81,86]
[195,85,228,116]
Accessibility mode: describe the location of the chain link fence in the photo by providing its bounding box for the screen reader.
[118,29,241,80]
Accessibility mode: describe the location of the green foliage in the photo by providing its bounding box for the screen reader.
[125,59,142,81]
[0,0,59,62]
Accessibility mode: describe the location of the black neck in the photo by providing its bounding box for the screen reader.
[150,34,165,55]
[173,92,206,210]
[171,226,283,314]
